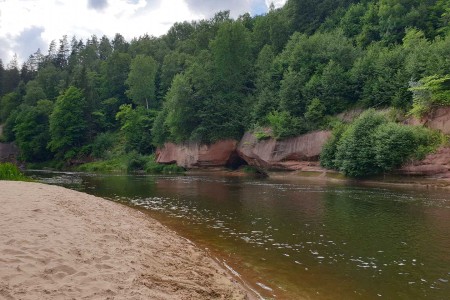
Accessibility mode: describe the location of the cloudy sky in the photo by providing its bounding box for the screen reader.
[0,0,287,65]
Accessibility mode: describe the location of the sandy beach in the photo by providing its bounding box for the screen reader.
[0,181,251,300]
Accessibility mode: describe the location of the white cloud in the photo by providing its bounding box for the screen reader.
[0,0,280,64]
[265,0,287,9]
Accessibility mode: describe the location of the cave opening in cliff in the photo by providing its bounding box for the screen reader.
[226,152,248,170]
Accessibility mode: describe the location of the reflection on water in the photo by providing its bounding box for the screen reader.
[31,171,450,299]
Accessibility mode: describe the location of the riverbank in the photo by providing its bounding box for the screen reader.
[0,181,252,299]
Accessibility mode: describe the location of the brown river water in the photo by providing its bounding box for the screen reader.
[30,171,450,299]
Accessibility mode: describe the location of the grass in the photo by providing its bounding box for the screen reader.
[0,163,29,181]
[76,156,129,173]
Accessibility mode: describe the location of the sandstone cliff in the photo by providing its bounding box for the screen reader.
[406,107,450,134]
[237,130,331,171]
[398,147,450,178]
[156,140,240,169]
[155,131,332,171]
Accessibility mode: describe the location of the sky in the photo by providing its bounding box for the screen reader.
[0,0,287,66]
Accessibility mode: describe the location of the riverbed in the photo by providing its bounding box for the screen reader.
[29,171,450,299]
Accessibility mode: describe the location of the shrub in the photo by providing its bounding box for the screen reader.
[408,75,450,117]
[374,123,417,171]
[126,151,147,173]
[320,122,347,169]
[334,110,387,177]
[0,163,27,181]
[267,110,308,139]
[321,109,445,177]
[91,132,116,159]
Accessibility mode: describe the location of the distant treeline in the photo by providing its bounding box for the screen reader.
[0,0,449,166]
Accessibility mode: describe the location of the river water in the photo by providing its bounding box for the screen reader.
[29,171,450,299]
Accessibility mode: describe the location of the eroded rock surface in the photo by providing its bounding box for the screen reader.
[156,140,239,168]
[237,130,331,171]
[398,147,450,178]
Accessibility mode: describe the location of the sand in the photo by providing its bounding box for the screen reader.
[0,181,251,300]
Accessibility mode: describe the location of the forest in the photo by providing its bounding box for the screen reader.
[1,0,450,176]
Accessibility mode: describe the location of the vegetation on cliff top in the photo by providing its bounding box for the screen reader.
[0,0,449,176]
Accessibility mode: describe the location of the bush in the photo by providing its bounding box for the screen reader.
[0,163,28,181]
[320,122,347,169]
[408,75,450,117]
[76,156,128,173]
[374,123,418,171]
[334,110,387,177]
[126,151,147,173]
[267,110,308,139]
[320,109,445,177]
[91,132,116,159]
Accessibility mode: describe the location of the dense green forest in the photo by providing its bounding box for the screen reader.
[1,0,450,175]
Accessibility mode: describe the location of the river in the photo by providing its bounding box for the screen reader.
[29,171,450,299]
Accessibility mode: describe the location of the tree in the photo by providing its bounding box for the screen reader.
[23,80,46,105]
[164,74,197,142]
[125,55,158,109]
[160,51,190,95]
[116,104,156,154]
[102,52,131,101]
[112,33,128,53]
[304,98,326,127]
[251,45,279,124]
[48,86,88,159]
[99,35,113,60]
[14,100,53,162]
[0,59,4,97]
[3,55,20,94]
[409,74,450,116]
[0,92,21,122]
[55,35,70,68]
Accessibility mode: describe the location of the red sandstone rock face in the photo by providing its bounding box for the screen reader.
[406,107,450,134]
[237,130,332,171]
[156,140,238,168]
[398,147,450,178]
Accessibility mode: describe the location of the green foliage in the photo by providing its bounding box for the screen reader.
[409,75,450,117]
[0,163,28,181]
[320,122,347,169]
[48,86,88,159]
[334,110,387,177]
[76,156,128,173]
[373,123,418,171]
[126,151,148,172]
[321,109,444,177]
[0,92,20,122]
[125,55,158,109]
[252,126,272,141]
[304,98,326,127]
[116,104,156,154]
[164,74,197,143]
[14,100,53,162]
[2,0,450,170]
[90,132,117,159]
[267,110,307,139]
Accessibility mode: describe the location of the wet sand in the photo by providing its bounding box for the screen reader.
[0,181,251,300]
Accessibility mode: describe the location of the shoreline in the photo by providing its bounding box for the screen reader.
[0,181,255,300]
